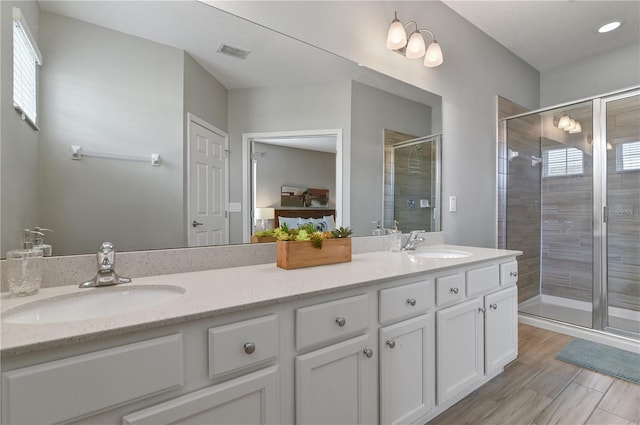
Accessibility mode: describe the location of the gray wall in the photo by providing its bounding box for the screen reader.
[540,43,640,107]
[38,12,185,255]
[213,1,541,248]
[350,81,432,236]
[1,0,40,256]
[227,81,352,243]
[253,142,336,209]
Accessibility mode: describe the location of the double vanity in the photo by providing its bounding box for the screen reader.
[1,244,520,424]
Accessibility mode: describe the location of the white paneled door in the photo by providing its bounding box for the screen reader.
[188,115,228,247]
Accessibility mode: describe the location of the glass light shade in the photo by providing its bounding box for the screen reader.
[557,115,571,130]
[255,207,275,220]
[607,142,613,150]
[568,122,582,134]
[386,19,407,50]
[424,41,443,67]
[565,119,577,132]
[405,31,426,59]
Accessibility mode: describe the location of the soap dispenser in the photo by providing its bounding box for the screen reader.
[6,229,44,296]
[389,220,402,252]
[32,227,53,257]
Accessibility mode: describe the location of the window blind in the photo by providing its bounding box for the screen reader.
[13,7,42,126]
[544,147,584,177]
[616,141,640,172]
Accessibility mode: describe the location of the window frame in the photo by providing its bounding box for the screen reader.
[543,146,585,178]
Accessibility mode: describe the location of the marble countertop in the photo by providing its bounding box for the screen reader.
[1,245,521,356]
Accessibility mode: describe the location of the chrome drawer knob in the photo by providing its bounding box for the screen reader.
[510,271,518,277]
[478,307,486,314]
[406,298,417,307]
[490,303,498,310]
[363,348,374,358]
[335,317,346,327]
[386,340,396,349]
[450,287,459,295]
[243,342,256,355]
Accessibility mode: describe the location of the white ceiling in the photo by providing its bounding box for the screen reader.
[442,0,640,72]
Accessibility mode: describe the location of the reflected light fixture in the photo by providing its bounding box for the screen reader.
[386,11,443,67]
[556,114,582,134]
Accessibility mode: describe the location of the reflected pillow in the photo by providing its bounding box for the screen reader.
[278,217,301,229]
[323,215,336,231]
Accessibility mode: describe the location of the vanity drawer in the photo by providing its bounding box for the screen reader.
[500,261,518,286]
[436,274,466,306]
[296,294,369,351]
[466,264,500,296]
[379,280,433,323]
[208,315,278,379]
[2,334,183,425]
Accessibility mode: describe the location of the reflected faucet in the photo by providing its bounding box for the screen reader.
[401,230,426,251]
[79,242,131,288]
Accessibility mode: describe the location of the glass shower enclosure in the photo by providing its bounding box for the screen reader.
[501,89,639,338]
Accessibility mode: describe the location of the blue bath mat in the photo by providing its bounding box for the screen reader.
[555,338,640,384]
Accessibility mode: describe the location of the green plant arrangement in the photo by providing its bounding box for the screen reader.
[272,224,352,249]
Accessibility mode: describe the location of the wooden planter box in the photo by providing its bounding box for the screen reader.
[251,236,277,243]
[277,238,352,269]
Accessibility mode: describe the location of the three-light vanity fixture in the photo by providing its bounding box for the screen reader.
[386,11,443,67]
[556,114,582,134]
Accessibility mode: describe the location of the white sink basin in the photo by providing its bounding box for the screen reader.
[407,249,473,259]
[2,285,185,324]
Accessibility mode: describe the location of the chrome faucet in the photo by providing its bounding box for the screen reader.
[401,230,426,251]
[79,242,131,288]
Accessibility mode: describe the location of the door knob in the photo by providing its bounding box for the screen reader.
[192,220,204,228]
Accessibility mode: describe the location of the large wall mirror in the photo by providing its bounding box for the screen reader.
[1,0,442,258]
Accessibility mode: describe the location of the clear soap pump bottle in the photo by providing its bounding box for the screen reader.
[6,229,44,296]
[32,227,53,257]
[389,220,402,252]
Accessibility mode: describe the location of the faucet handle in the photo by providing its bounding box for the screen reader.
[408,230,426,240]
[98,242,115,271]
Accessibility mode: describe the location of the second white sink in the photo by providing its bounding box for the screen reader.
[2,285,185,325]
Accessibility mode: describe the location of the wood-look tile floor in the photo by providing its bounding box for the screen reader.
[427,323,640,425]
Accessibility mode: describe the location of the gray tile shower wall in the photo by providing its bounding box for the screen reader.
[498,96,541,304]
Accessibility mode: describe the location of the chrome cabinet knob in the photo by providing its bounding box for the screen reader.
[478,307,486,314]
[406,298,417,307]
[450,287,459,294]
[490,303,498,310]
[363,348,374,358]
[386,340,396,349]
[192,220,204,228]
[243,342,256,355]
[335,317,346,327]
[510,271,518,277]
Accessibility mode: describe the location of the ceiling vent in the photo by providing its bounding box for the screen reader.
[217,44,251,60]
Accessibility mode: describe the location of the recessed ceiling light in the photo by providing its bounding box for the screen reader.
[598,21,622,33]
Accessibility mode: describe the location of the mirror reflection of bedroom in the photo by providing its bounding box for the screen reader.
[250,133,338,238]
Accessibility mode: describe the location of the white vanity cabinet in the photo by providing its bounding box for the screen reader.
[378,279,435,425]
[436,264,519,405]
[1,251,520,425]
[294,294,377,425]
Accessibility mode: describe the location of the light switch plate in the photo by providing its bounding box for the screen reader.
[228,202,242,212]
[449,196,457,212]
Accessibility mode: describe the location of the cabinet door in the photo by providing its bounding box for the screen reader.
[123,366,279,425]
[380,314,434,425]
[436,298,484,405]
[485,285,518,374]
[296,334,376,425]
